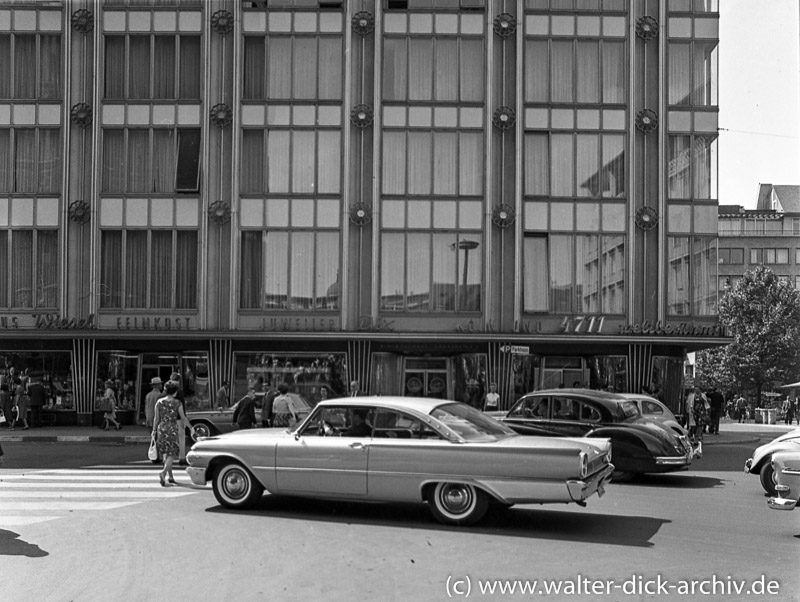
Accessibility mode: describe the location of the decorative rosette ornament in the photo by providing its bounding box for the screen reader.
[352,11,375,36]
[635,109,659,133]
[349,202,372,226]
[635,16,659,41]
[211,10,234,35]
[68,200,91,224]
[70,103,93,127]
[210,103,233,128]
[208,201,232,225]
[350,104,374,129]
[493,13,517,38]
[635,206,659,231]
[492,106,516,130]
[491,204,516,229]
[71,9,94,33]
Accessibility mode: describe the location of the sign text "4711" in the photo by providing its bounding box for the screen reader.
[560,316,605,334]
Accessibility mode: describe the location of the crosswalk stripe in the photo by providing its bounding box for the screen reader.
[0,466,203,528]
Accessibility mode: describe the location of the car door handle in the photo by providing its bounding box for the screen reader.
[349,442,367,450]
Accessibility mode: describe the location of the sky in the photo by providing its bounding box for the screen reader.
[718,0,800,208]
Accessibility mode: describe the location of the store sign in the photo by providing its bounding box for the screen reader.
[618,321,726,337]
[500,345,530,355]
[116,316,193,330]
[260,317,339,331]
[35,313,96,330]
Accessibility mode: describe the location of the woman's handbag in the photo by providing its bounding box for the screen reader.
[148,435,158,461]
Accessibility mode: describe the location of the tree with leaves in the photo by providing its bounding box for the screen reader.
[704,265,800,406]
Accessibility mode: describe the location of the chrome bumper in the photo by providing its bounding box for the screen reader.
[655,452,693,467]
[186,466,208,486]
[767,495,798,511]
[567,463,615,502]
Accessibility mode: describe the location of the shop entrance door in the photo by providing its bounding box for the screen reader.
[403,358,448,399]
[139,363,178,425]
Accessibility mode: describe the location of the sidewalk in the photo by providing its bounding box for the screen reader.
[1,417,797,446]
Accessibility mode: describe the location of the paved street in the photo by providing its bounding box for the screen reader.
[1,421,798,601]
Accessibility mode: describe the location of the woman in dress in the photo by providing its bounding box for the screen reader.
[0,383,12,429]
[152,381,192,487]
[271,383,298,428]
[101,380,122,431]
[11,377,29,430]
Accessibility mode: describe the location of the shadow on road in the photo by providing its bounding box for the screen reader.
[615,473,726,489]
[0,530,48,557]
[205,496,667,548]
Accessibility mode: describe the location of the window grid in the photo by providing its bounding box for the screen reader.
[666,236,717,316]
[100,229,197,310]
[0,128,62,194]
[0,229,58,309]
[0,33,62,101]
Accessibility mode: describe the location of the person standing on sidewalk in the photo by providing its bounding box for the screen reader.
[735,395,748,423]
[144,377,163,429]
[707,387,724,435]
[27,376,46,429]
[0,383,11,429]
[11,377,29,431]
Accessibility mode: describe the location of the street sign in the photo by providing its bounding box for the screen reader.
[500,345,530,355]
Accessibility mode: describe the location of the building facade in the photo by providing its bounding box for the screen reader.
[0,0,725,426]
[718,185,800,293]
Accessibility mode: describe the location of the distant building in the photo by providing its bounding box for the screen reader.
[718,184,800,293]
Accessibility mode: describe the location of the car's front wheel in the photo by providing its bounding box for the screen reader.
[192,421,214,439]
[760,460,777,496]
[212,462,264,509]
[426,482,489,526]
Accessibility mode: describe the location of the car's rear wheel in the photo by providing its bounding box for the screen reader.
[426,482,489,526]
[192,421,214,439]
[760,460,777,496]
[212,462,264,509]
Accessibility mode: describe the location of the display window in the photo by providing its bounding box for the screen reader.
[0,351,73,410]
[233,353,348,406]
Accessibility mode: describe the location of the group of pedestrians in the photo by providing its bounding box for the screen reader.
[0,373,49,431]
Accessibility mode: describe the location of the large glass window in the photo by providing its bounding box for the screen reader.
[667,134,717,200]
[667,40,718,106]
[243,35,342,101]
[104,35,201,100]
[234,352,348,405]
[100,230,198,310]
[523,233,625,314]
[0,128,61,194]
[383,36,484,103]
[525,132,625,198]
[0,230,58,309]
[667,236,717,316]
[239,198,340,311]
[102,128,201,193]
[0,353,73,412]
[524,39,626,105]
[240,129,341,194]
[381,200,482,312]
[0,33,61,100]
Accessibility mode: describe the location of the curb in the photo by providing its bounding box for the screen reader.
[0,435,150,444]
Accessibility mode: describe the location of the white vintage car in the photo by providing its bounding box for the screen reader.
[767,451,800,511]
[744,428,800,495]
[186,396,614,526]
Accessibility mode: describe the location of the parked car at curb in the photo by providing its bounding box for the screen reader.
[186,396,614,526]
[767,450,800,511]
[617,393,689,438]
[745,428,800,495]
[493,389,695,482]
[187,393,312,438]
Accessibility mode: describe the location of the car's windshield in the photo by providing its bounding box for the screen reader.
[430,403,516,441]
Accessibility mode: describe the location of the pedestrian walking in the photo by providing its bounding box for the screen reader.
[144,377,163,428]
[233,388,258,430]
[707,387,724,435]
[692,387,709,443]
[483,383,500,412]
[216,380,230,409]
[0,383,12,429]
[272,383,299,427]
[101,380,122,431]
[735,395,747,423]
[27,376,46,428]
[11,377,29,430]
[168,372,188,465]
[152,382,192,487]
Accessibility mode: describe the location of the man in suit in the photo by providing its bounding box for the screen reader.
[350,380,365,397]
[27,376,47,428]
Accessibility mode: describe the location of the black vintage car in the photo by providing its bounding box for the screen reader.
[495,389,695,481]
